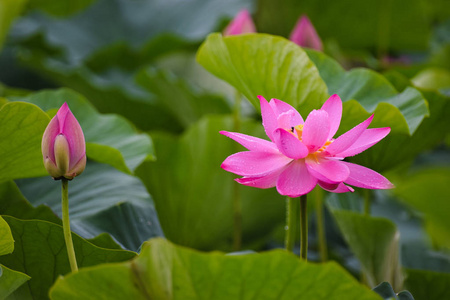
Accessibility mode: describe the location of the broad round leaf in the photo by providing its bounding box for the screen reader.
[196,34,428,140]
[0,181,60,224]
[135,68,231,128]
[49,238,381,300]
[7,0,251,131]
[350,89,449,171]
[0,216,136,299]
[394,168,450,249]
[197,33,329,116]
[0,216,14,256]
[0,102,49,182]
[327,199,403,290]
[0,180,125,250]
[304,49,429,135]
[16,161,164,251]
[404,269,450,300]
[0,264,30,299]
[136,115,286,251]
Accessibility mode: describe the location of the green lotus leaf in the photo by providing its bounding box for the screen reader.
[0,216,136,299]
[0,264,30,300]
[136,115,285,251]
[0,102,50,182]
[49,238,380,300]
[16,161,164,251]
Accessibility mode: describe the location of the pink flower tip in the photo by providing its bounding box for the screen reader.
[41,102,86,180]
[223,9,256,36]
[289,15,323,51]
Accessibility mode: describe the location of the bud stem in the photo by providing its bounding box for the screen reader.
[61,179,78,272]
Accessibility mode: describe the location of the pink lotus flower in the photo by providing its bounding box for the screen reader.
[42,103,86,180]
[223,9,256,36]
[221,95,394,197]
[289,15,323,51]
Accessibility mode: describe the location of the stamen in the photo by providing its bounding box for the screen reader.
[307,152,320,163]
[294,124,304,140]
[317,140,332,152]
[312,153,319,163]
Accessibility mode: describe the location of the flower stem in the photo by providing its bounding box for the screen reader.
[363,189,371,216]
[61,179,78,272]
[285,196,299,252]
[232,90,242,251]
[314,188,327,262]
[300,194,308,260]
[232,185,242,251]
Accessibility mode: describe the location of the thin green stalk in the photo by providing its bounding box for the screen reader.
[232,185,242,251]
[300,194,308,260]
[62,179,78,272]
[232,90,242,251]
[363,189,371,216]
[314,188,327,262]
[285,197,299,252]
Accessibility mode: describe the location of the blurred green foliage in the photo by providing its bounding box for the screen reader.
[0,0,449,299]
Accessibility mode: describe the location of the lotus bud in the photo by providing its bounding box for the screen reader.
[289,15,323,51]
[42,102,86,180]
[223,9,256,36]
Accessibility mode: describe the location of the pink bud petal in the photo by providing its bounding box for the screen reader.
[223,9,256,36]
[54,134,70,176]
[66,154,86,180]
[42,102,86,180]
[42,116,60,165]
[273,128,309,159]
[276,160,317,197]
[343,162,394,190]
[302,109,330,152]
[61,107,86,170]
[43,157,60,179]
[57,102,70,132]
[289,15,323,51]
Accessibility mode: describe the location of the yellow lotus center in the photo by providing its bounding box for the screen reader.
[307,141,333,163]
[290,124,304,140]
[290,124,333,162]
[317,140,332,153]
